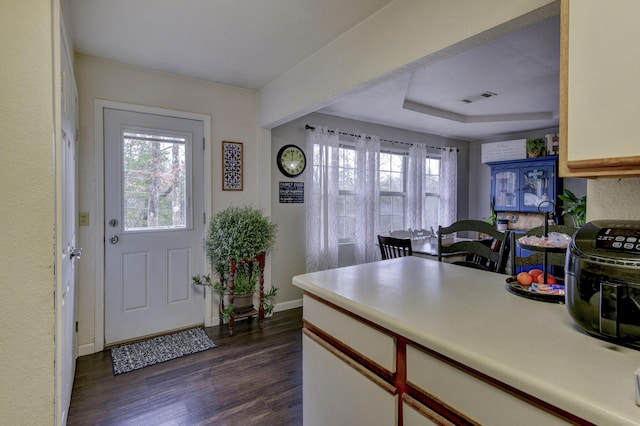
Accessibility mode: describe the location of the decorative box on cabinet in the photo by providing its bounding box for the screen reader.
[489,156,560,213]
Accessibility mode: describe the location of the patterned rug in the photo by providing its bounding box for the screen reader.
[110,327,217,375]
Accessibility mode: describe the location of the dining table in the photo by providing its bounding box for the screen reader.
[410,236,470,260]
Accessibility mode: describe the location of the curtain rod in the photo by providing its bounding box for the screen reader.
[305,124,458,152]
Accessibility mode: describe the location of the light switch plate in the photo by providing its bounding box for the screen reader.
[79,211,90,226]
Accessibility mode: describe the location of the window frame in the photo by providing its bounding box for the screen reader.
[336,142,410,243]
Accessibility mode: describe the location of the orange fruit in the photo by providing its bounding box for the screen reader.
[528,269,543,280]
[517,272,533,286]
[536,273,556,284]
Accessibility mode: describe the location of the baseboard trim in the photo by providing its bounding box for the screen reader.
[78,343,96,357]
[212,298,304,325]
[274,298,303,312]
[80,299,306,355]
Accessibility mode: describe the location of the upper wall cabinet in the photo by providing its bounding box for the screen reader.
[560,0,640,178]
[489,157,559,213]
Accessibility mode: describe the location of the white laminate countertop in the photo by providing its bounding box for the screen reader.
[292,256,640,426]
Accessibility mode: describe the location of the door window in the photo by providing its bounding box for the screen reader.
[121,129,191,232]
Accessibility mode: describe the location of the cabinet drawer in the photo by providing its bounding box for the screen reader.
[406,345,571,425]
[303,294,396,372]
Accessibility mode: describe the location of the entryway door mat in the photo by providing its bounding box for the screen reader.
[110,327,216,375]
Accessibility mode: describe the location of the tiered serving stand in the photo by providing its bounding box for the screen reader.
[506,202,566,303]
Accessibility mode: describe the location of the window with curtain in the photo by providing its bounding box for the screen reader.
[338,147,407,240]
[378,151,406,234]
[423,156,441,232]
[306,126,456,271]
[336,144,443,239]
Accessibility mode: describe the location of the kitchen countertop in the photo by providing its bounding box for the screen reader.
[293,256,640,426]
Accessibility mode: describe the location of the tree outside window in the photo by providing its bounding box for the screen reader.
[122,131,187,231]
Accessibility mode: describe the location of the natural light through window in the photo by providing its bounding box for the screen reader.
[122,131,188,231]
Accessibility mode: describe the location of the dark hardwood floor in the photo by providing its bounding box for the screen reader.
[67,308,303,426]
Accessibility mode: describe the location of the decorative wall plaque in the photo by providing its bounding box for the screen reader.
[222,141,243,191]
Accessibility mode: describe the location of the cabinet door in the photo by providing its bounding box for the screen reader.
[560,0,640,177]
[492,168,518,211]
[520,164,555,212]
[302,331,398,426]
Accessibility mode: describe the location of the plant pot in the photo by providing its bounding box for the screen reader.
[232,293,254,314]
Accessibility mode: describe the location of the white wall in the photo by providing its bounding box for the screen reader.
[0,1,57,423]
[75,55,265,354]
[270,112,468,303]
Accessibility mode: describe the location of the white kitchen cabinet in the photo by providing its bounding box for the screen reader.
[302,295,398,425]
[406,345,571,426]
[302,331,398,426]
[294,257,640,425]
[402,395,455,426]
[560,0,640,177]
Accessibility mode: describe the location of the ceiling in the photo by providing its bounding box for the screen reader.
[66,0,560,142]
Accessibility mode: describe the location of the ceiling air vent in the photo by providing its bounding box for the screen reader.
[460,91,497,104]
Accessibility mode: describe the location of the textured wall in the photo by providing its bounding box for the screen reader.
[0,1,56,423]
[587,178,640,221]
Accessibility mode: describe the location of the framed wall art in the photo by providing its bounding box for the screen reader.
[222,141,243,191]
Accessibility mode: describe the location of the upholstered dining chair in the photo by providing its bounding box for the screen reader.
[438,220,510,273]
[510,224,577,276]
[378,235,413,260]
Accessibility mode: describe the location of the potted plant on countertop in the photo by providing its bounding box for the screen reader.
[558,189,587,227]
[192,205,278,321]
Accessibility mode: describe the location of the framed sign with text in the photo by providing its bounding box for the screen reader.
[279,181,304,203]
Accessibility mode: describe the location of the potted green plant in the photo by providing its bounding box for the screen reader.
[558,189,587,227]
[192,205,278,319]
[486,197,497,227]
[526,138,547,158]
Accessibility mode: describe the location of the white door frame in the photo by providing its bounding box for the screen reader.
[93,99,212,352]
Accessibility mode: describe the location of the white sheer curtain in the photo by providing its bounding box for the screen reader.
[355,134,380,264]
[305,126,340,272]
[406,144,427,230]
[439,148,458,227]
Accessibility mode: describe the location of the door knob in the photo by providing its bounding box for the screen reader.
[70,247,82,259]
[110,235,119,244]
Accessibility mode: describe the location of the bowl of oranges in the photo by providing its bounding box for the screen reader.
[506,268,565,303]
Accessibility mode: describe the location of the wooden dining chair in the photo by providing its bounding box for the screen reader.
[378,235,413,260]
[438,220,510,273]
[510,224,577,276]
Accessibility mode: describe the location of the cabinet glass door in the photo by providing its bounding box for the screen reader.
[494,170,517,210]
[521,166,553,211]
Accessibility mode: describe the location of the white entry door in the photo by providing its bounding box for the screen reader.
[104,108,206,345]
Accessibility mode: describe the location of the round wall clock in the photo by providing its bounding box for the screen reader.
[276,144,306,178]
